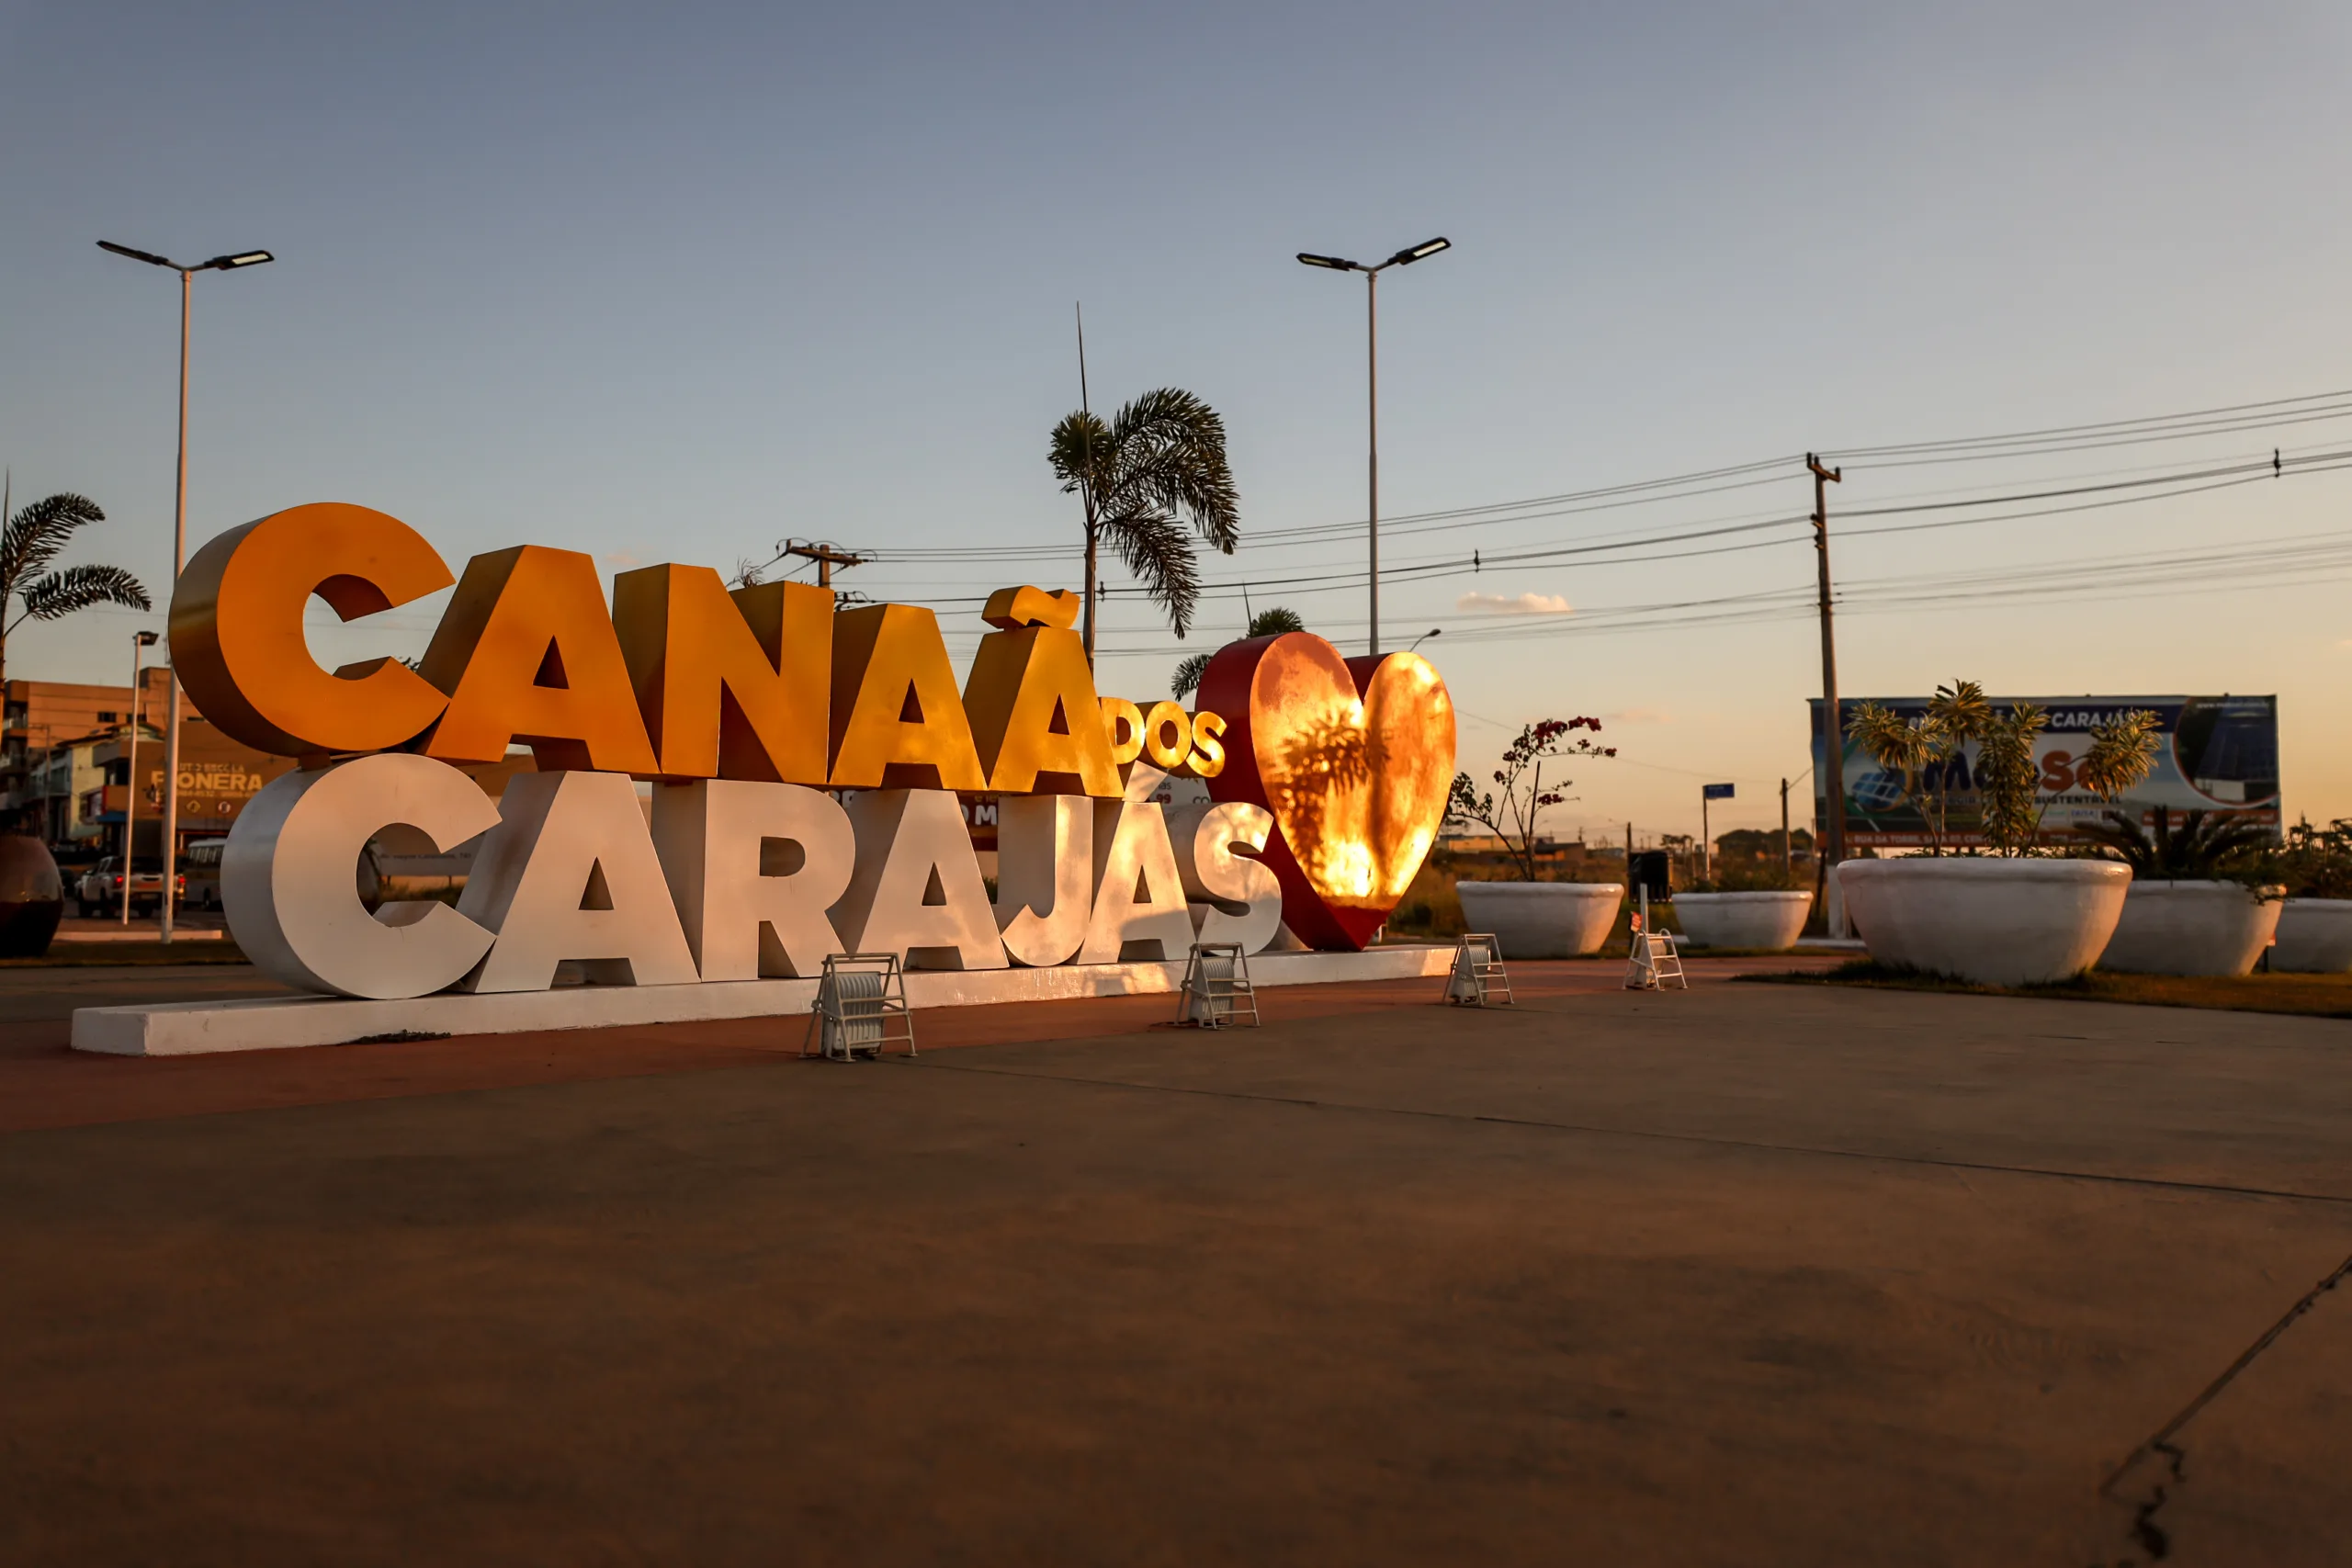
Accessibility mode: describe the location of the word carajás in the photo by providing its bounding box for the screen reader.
[176,503,1273,998]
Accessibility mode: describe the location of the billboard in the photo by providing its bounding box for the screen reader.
[1809,694,2279,849]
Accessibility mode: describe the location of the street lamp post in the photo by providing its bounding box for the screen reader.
[1296,237,1451,657]
[119,630,159,925]
[98,240,273,942]
[1408,627,1442,653]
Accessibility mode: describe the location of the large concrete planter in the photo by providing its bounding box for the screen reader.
[1454,881,1623,959]
[0,835,64,959]
[2271,898,2352,973]
[1838,858,2130,986]
[1672,890,1813,951]
[2098,880,2284,977]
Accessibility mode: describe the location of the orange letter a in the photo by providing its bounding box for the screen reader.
[421,546,658,773]
[827,604,987,790]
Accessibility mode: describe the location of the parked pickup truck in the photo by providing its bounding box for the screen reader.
[74,856,184,918]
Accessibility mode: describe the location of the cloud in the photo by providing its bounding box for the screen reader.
[603,549,643,570]
[1455,591,1570,615]
[1604,706,1671,724]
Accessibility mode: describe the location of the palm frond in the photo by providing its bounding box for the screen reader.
[1170,651,1212,699]
[16,562,151,625]
[1247,606,1305,637]
[2078,806,2274,878]
[2076,709,2162,799]
[2,492,106,593]
[1102,509,1200,638]
[1107,389,1239,552]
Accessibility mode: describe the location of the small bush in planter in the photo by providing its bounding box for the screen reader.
[1834,697,2163,986]
[1446,718,1615,882]
[2265,818,2352,900]
[1445,719,1622,957]
[1847,680,1990,853]
[2076,807,2286,976]
[1849,688,2162,856]
[2263,819,2352,972]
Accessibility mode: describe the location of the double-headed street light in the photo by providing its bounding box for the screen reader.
[1296,236,1451,657]
[98,240,274,942]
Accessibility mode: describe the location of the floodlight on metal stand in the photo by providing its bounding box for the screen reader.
[1443,932,1512,1007]
[1623,850,1686,992]
[1176,941,1260,1029]
[803,952,918,1060]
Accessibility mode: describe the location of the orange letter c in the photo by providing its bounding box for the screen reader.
[170,502,455,756]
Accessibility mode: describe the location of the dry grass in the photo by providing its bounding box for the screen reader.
[1744,960,2352,1019]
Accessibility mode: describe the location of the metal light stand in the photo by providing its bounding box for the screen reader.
[1443,932,1512,1007]
[804,953,919,1061]
[1176,942,1260,1029]
[1623,884,1686,992]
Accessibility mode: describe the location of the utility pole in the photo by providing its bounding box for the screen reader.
[1780,776,1792,878]
[782,541,865,590]
[1365,265,1380,656]
[1700,789,1711,883]
[1807,453,1847,932]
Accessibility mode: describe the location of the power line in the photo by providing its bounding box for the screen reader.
[853,384,2352,567]
[880,444,2352,616]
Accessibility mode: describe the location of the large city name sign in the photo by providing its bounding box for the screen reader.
[176,503,1456,1001]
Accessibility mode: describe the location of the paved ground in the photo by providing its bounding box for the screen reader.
[3,964,2347,1565]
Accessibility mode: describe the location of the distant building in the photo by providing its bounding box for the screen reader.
[83,716,303,854]
[4,671,534,857]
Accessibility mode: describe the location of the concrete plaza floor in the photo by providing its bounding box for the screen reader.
[3,963,2348,1565]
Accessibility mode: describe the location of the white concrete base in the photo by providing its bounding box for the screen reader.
[71,945,1456,1056]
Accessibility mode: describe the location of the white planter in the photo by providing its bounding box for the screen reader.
[2271,898,2352,974]
[1838,858,2130,987]
[1454,881,1623,959]
[2098,880,2284,977]
[1671,891,1814,951]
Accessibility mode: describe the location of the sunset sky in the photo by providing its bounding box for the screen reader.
[6,1,2352,840]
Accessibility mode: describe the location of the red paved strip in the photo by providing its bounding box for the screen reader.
[0,956,1841,1134]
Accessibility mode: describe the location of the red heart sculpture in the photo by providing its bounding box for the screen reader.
[1199,632,1457,952]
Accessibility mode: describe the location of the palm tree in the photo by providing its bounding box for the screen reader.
[1171,606,1305,699]
[0,489,152,690]
[1049,388,1240,662]
[2077,806,2274,879]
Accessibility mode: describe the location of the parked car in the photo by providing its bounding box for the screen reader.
[183,838,230,910]
[73,856,183,918]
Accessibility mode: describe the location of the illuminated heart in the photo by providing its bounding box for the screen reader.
[1198,632,1456,951]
